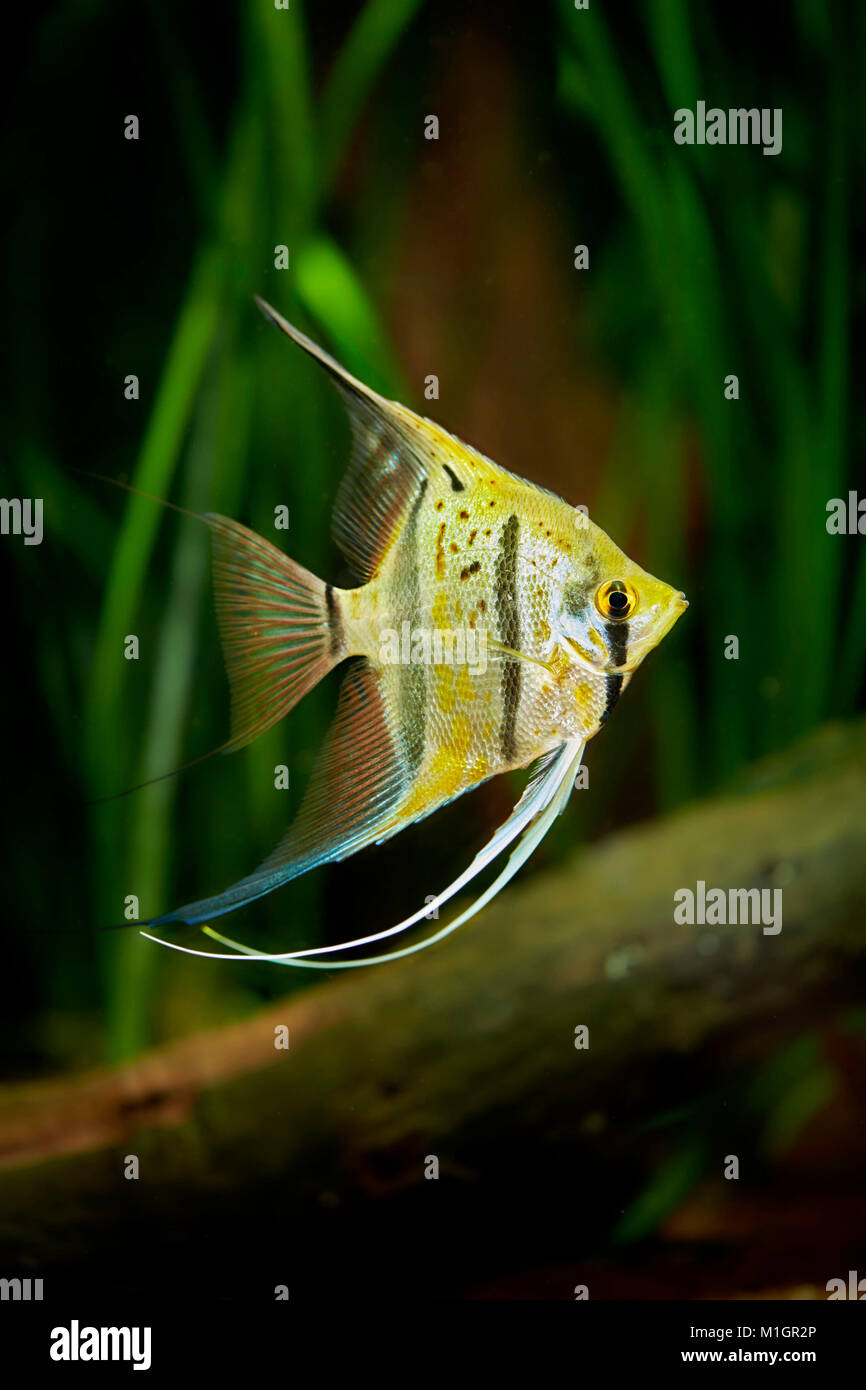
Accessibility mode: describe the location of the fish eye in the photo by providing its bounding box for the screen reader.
[596,579,637,622]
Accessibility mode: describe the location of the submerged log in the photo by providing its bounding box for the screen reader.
[1,720,865,1300]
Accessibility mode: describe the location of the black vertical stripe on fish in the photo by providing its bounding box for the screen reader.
[599,674,623,725]
[442,463,465,492]
[604,619,629,670]
[396,478,429,773]
[495,513,522,761]
[599,620,629,725]
[325,583,342,655]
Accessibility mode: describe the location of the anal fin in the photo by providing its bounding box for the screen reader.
[144,739,585,963]
[150,660,409,926]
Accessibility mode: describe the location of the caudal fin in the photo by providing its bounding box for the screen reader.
[205,513,346,752]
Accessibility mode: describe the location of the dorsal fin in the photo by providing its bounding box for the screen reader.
[255,297,572,579]
[255,297,432,580]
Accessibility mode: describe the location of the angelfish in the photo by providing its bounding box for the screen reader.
[141,298,687,968]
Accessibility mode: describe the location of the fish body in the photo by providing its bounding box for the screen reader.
[328,409,679,834]
[141,299,686,961]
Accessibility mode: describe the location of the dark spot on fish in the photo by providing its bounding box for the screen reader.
[442,464,464,492]
[469,530,477,544]
[479,598,487,613]
[325,583,342,656]
[562,579,590,619]
[459,509,469,520]
[459,560,481,581]
[436,522,446,578]
[435,499,444,511]
[450,541,459,553]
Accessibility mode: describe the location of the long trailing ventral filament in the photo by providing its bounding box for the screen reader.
[140,739,585,969]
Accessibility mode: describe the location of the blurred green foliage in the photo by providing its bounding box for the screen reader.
[3,0,863,1124]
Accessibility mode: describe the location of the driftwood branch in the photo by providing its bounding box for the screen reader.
[2,721,865,1299]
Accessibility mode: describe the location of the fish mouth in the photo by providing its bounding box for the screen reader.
[640,592,688,655]
[668,591,689,634]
